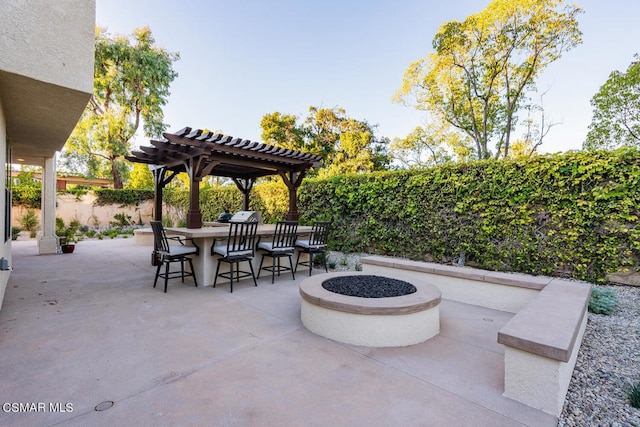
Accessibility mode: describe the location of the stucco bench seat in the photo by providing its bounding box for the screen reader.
[497,278,591,416]
[361,255,592,417]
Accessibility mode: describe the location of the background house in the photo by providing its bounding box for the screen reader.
[0,0,95,310]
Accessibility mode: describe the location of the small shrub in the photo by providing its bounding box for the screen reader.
[312,253,326,266]
[84,230,97,238]
[628,381,640,409]
[328,261,337,269]
[588,287,618,315]
[110,212,132,227]
[19,209,39,237]
[11,227,21,241]
[105,228,120,239]
[56,217,81,244]
[355,263,362,271]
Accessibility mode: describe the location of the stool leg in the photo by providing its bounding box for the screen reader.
[188,257,198,287]
[289,254,296,280]
[295,250,301,273]
[213,259,221,288]
[154,261,162,288]
[257,254,265,279]
[248,260,257,287]
[309,251,313,276]
[271,255,276,284]
[164,260,170,293]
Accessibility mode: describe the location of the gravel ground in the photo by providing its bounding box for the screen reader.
[558,284,640,427]
[326,252,640,425]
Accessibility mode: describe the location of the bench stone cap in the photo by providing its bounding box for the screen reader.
[362,255,551,290]
[497,279,592,362]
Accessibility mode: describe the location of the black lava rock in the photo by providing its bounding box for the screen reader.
[322,275,416,298]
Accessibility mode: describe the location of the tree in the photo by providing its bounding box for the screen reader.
[584,55,640,150]
[305,106,385,176]
[62,26,179,188]
[394,0,582,160]
[127,162,154,189]
[390,123,472,168]
[260,112,306,151]
[259,106,390,176]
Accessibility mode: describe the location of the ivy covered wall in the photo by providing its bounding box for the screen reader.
[298,149,640,283]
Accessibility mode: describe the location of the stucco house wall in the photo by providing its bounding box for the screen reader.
[0,0,95,311]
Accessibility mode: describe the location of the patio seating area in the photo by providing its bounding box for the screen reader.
[0,239,557,426]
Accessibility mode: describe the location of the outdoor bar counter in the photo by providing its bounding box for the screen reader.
[161,224,313,287]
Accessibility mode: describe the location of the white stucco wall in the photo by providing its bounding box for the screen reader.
[301,299,440,347]
[0,0,95,311]
[0,99,10,307]
[0,0,94,93]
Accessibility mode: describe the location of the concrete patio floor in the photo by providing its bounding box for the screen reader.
[0,239,557,426]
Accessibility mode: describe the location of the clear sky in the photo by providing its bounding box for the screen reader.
[95,0,640,154]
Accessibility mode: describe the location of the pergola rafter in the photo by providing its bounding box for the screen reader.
[125,127,323,228]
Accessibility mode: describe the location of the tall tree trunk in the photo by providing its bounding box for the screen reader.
[111,158,123,189]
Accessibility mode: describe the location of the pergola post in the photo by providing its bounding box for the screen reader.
[232,178,255,211]
[151,166,178,222]
[184,155,218,229]
[151,166,178,265]
[186,178,202,229]
[152,168,163,222]
[279,170,305,221]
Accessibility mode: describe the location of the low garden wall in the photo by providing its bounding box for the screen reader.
[12,194,154,230]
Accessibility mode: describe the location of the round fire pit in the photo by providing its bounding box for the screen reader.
[299,272,441,347]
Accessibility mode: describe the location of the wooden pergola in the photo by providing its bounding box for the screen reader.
[125,127,323,228]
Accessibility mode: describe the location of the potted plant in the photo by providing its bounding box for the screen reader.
[56,217,81,253]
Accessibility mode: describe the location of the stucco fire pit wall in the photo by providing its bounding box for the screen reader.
[299,272,441,347]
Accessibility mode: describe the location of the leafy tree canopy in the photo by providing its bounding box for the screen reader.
[584,55,640,150]
[394,0,582,160]
[127,162,154,189]
[260,106,390,177]
[390,123,472,168]
[62,26,179,188]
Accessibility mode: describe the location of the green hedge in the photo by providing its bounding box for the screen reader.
[94,188,154,206]
[12,185,41,209]
[298,149,640,283]
[163,180,289,225]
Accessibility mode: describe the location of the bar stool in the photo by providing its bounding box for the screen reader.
[295,221,330,276]
[211,221,259,293]
[150,221,199,293]
[256,221,298,284]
